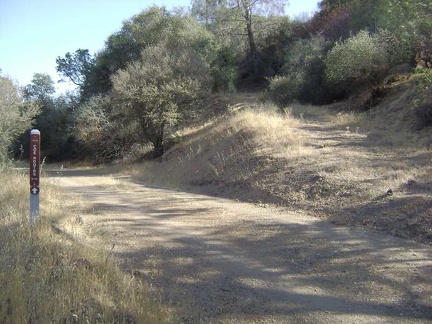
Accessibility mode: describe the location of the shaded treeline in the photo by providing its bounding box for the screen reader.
[2,0,432,164]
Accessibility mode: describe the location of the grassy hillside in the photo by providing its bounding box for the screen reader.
[134,77,432,244]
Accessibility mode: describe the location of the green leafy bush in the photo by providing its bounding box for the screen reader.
[324,30,390,97]
[111,41,212,157]
[266,75,302,107]
[0,75,39,168]
[267,35,329,106]
[414,68,432,130]
[74,95,138,163]
[210,44,238,94]
[288,36,329,104]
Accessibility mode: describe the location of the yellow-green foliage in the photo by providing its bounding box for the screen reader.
[0,75,39,166]
[0,171,169,323]
[324,30,389,91]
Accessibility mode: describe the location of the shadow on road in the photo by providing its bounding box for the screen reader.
[49,168,432,323]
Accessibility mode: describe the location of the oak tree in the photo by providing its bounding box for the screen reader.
[0,74,39,166]
[111,42,211,157]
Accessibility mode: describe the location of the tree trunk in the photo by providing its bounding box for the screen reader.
[139,117,166,158]
[242,1,257,57]
[152,123,165,158]
[152,137,164,158]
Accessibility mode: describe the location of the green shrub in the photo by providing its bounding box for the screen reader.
[210,44,238,94]
[414,68,432,130]
[267,35,329,106]
[266,75,302,107]
[0,75,39,168]
[324,30,390,97]
[111,41,212,158]
[286,36,329,104]
[74,95,139,163]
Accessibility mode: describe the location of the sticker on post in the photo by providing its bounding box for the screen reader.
[31,186,40,195]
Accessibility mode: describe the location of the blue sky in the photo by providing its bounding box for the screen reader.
[0,0,319,93]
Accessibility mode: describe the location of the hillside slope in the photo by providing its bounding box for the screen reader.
[136,80,432,244]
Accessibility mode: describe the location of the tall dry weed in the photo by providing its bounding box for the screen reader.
[137,104,311,193]
[136,101,429,231]
[229,105,305,156]
[0,171,170,323]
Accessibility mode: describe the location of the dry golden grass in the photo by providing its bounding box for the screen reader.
[0,170,171,323]
[134,91,432,244]
[2,81,428,322]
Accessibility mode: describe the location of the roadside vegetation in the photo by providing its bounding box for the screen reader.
[0,170,171,323]
[1,0,431,164]
[1,0,432,321]
[131,84,431,244]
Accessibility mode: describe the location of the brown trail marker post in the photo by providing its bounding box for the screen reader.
[30,129,40,225]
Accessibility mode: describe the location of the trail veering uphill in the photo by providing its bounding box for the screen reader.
[52,171,432,323]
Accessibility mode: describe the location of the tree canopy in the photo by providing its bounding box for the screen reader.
[111,41,212,157]
[0,75,39,166]
[56,49,94,87]
[8,0,430,163]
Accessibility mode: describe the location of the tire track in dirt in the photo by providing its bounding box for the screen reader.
[51,171,432,323]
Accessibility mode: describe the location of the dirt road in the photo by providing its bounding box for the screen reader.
[50,170,432,323]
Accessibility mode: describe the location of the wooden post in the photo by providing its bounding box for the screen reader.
[30,129,40,225]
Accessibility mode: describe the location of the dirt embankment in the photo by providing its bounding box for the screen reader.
[138,90,432,245]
